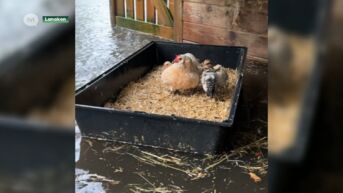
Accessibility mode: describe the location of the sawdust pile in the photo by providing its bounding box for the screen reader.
[105,66,238,122]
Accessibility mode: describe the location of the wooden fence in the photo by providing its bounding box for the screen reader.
[110,0,182,41]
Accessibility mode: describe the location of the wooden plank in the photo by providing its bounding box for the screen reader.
[245,0,268,14]
[154,0,167,25]
[147,0,155,23]
[183,2,229,29]
[183,0,268,12]
[153,0,173,26]
[227,30,267,59]
[183,21,227,45]
[126,0,134,18]
[225,0,268,34]
[183,22,267,59]
[230,9,268,35]
[116,16,174,39]
[184,0,268,9]
[183,0,225,6]
[116,0,125,16]
[183,1,267,35]
[136,0,144,20]
[173,0,182,42]
[169,0,175,17]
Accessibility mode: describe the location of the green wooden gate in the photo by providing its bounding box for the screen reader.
[110,0,182,41]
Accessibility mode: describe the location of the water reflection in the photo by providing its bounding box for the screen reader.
[76,168,107,193]
[75,0,163,89]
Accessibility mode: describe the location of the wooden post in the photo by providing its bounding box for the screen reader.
[173,0,183,42]
[109,0,117,27]
[153,0,173,26]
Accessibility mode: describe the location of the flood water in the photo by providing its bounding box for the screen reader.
[76,138,267,193]
[75,0,268,192]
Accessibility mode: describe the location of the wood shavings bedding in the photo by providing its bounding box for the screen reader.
[105,66,238,122]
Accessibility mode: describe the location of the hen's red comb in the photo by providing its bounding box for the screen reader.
[173,55,181,63]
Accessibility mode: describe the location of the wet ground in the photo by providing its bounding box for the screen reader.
[75,0,268,192]
[75,0,163,89]
[76,137,267,193]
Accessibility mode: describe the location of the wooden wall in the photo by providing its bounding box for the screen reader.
[182,0,268,60]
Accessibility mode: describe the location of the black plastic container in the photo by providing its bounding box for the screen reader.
[269,0,330,192]
[0,117,74,192]
[76,41,247,154]
[269,0,328,163]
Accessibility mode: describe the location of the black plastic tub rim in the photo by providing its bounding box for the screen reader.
[77,104,231,128]
[76,41,247,127]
